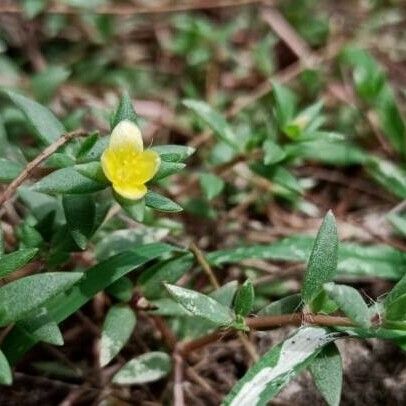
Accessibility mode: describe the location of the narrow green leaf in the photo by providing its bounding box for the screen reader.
[309,343,342,406]
[19,308,63,346]
[155,161,186,181]
[0,248,38,278]
[0,350,12,386]
[145,191,182,212]
[33,167,106,194]
[234,280,254,317]
[110,92,139,130]
[2,89,65,145]
[385,294,406,321]
[199,173,225,200]
[100,305,136,367]
[139,254,194,299]
[0,158,23,183]
[324,283,371,328]
[367,157,406,199]
[151,145,195,162]
[262,140,286,165]
[302,211,338,304]
[75,162,109,184]
[272,82,297,127]
[165,283,235,326]
[385,272,406,309]
[183,99,239,150]
[387,213,406,237]
[0,272,83,326]
[63,194,96,249]
[223,327,340,406]
[112,351,171,385]
[113,192,145,222]
[106,276,133,302]
[258,294,302,316]
[3,243,176,364]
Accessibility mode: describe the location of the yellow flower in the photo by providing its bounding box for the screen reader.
[101,120,160,200]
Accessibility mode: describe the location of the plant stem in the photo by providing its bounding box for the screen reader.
[0,129,86,208]
[177,313,354,356]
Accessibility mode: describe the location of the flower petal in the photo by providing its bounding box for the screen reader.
[113,183,147,200]
[110,120,143,152]
[101,148,116,182]
[129,150,161,184]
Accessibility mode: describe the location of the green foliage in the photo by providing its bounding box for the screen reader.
[0,248,38,277]
[309,343,343,406]
[302,211,338,305]
[183,99,240,150]
[223,327,339,405]
[324,283,371,328]
[100,305,136,367]
[0,158,23,183]
[2,89,65,145]
[234,280,255,317]
[0,272,83,326]
[165,283,235,326]
[112,352,171,385]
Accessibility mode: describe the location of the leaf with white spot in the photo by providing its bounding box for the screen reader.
[112,351,171,385]
[100,305,136,367]
[165,283,235,326]
[222,327,341,406]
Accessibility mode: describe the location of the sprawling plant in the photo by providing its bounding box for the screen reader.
[0,85,405,405]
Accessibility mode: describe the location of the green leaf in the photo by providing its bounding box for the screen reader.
[2,89,65,145]
[234,280,254,317]
[3,243,176,364]
[112,351,171,385]
[0,350,12,386]
[100,305,136,367]
[263,140,286,165]
[199,173,225,200]
[139,254,194,299]
[258,294,302,316]
[106,276,133,302]
[19,307,63,346]
[302,211,338,305]
[155,161,186,181]
[33,167,106,194]
[0,272,83,326]
[272,82,297,127]
[367,157,406,199]
[22,0,47,18]
[223,327,340,405]
[145,191,182,212]
[75,162,109,184]
[63,194,96,249]
[324,283,371,328]
[165,283,235,326]
[117,194,146,222]
[309,343,342,406]
[385,272,406,309]
[0,158,23,183]
[151,145,195,162]
[110,92,139,130]
[31,66,70,102]
[387,213,406,237]
[183,99,239,150]
[207,234,406,280]
[0,248,39,278]
[385,294,406,321]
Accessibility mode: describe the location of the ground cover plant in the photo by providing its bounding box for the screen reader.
[0,0,406,404]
